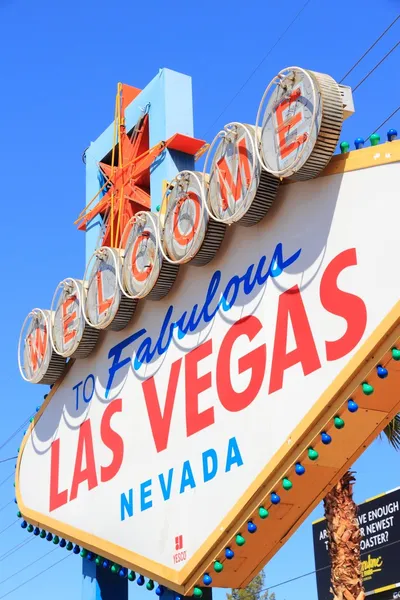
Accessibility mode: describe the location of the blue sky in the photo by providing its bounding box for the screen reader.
[0,0,399,599]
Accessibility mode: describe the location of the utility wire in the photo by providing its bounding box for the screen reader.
[0,536,35,563]
[0,501,13,514]
[0,415,32,454]
[202,0,313,138]
[0,473,14,490]
[0,457,17,465]
[340,14,400,83]
[258,537,400,594]
[352,40,400,93]
[367,104,400,140]
[0,520,17,537]
[0,552,72,600]
[0,546,57,587]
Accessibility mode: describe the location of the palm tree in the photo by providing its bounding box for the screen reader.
[323,415,400,600]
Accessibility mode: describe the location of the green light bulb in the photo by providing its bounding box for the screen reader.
[214,561,224,573]
[128,571,136,582]
[308,448,319,461]
[258,507,269,519]
[282,478,293,491]
[362,382,374,395]
[193,588,203,598]
[334,416,345,429]
[146,580,155,591]
[340,141,350,154]
[392,348,400,361]
[235,534,246,546]
[370,133,380,146]
[80,549,88,558]
[111,563,119,574]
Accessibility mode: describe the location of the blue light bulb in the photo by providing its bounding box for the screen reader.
[247,521,257,533]
[295,463,305,475]
[33,527,40,536]
[119,568,128,578]
[387,128,397,141]
[203,573,213,585]
[377,365,388,379]
[137,575,145,586]
[271,492,280,504]
[156,585,165,596]
[225,547,234,559]
[46,532,53,542]
[103,560,110,569]
[321,432,332,445]
[21,520,27,529]
[347,399,358,413]
[73,544,80,554]
[59,539,66,548]
[354,137,364,150]
[87,552,95,561]
[36,406,41,412]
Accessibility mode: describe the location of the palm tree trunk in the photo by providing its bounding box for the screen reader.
[323,471,365,600]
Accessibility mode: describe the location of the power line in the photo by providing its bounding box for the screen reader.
[367,104,400,140]
[0,473,14,489]
[0,415,32,454]
[0,546,57,587]
[352,40,400,93]
[0,500,13,514]
[0,457,17,465]
[0,552,72,600]
[340,14,400,83]
[202,0,313,139]
[0,536,35,563]
[0,520,17,536]
[259,537,400,594]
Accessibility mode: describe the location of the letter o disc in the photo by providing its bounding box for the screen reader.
[206,122,280,227]
[51,278,99,358]
[122,211,179,301]
[161,171,225,266]
[85,247,137,331]
[256,67,343,180]
[18,309,66,384]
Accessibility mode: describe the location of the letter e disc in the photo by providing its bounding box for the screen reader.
[207,122,280,227]
[122,211,179,301]
[161,171,225,266]
[256,67,343,180]
[51,278,99,358]
[18,308,66,384]
[85,247,137,331]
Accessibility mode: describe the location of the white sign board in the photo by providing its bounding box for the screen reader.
[17,151,400,590]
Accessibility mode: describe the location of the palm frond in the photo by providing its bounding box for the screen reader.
[381,414,400,450]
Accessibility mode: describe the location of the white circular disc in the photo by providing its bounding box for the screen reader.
[18,309,66,384]
[258,67,321,178]
[207,123,261,223]
[85,248,123,330]
[122,212,162,298]
[161,171,208,264]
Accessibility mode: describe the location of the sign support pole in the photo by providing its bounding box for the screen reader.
[82,67,197,600]
[82,559,128,600]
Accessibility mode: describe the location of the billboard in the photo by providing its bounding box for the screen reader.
[15,64,400,596]
[313,488,400,599]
